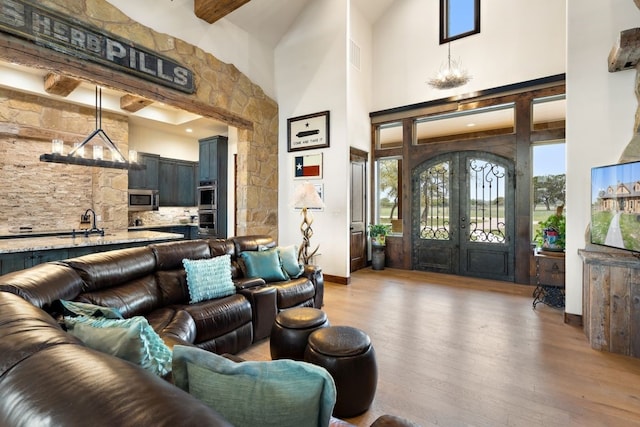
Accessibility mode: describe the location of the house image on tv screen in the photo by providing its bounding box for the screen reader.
[591,160,640,252]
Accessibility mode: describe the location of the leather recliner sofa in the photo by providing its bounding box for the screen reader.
[0,235,323,354]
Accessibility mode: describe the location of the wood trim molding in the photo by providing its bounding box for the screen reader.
[323,274,350,285]
[564,312,583,327]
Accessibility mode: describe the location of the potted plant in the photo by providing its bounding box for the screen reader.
[368,223,391,247]
[535,205,566,251]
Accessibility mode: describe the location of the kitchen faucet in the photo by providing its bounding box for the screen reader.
[80,208,105,237]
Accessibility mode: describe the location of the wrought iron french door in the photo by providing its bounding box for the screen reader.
[412,152,515,281]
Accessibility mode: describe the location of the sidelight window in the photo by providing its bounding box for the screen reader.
[532,142,566,240]
[376,157,402,233]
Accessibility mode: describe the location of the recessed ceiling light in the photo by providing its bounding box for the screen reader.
[467,123,476,127]
[186,128,193,133]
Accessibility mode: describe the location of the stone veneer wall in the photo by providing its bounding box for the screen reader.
[43,0,279,238]
[0,87,128,232]
[621,2,640,162]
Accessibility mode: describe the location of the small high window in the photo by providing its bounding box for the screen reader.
[440,0,480,44]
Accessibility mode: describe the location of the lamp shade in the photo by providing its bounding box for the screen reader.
[292,182,325,209]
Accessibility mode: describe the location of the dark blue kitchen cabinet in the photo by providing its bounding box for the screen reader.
[128,153,160,190]
[198,136,228,237]
[198,136,227,183]
[158,158,197,207]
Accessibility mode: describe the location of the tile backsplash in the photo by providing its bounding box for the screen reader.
[128,207,198,227]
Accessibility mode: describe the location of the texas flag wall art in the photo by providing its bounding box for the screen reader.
[294,153,322,179]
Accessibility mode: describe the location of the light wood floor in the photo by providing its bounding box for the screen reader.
[237,268,640,427]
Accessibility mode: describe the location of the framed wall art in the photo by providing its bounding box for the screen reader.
[287,110,330,152]
[294,153,323,180]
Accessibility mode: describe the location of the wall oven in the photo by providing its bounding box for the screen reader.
[198,181,218,235]
[198,182,217,211]
[128,189,159,211]
[198,210,217,235]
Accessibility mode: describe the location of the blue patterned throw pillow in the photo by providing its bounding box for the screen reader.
[64,315,173,377]
[182,255,236,304]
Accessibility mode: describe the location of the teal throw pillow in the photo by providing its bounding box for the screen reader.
[239,249,288,282]
[59,299,123,319]
[278,245,304,279]
[64,315,172,377]
[172,345,336,427]
[182,255,236,304]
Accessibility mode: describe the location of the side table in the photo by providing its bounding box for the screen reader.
[532,249,565,309]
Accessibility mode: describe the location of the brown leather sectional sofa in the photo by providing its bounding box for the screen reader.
[0,234,325,426]
[0,234,418,426]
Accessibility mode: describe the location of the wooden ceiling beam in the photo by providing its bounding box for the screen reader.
[194,0,251,24]
[608,28,640,72]
[120,94,153,112]
[43,72,81,97]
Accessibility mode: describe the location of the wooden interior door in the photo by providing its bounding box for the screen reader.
[350,149,367,272]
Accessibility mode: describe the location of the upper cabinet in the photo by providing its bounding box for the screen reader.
[129,153,197,207]
[199,136,228,184]
[159,158,197,207]
[128,153,160,190]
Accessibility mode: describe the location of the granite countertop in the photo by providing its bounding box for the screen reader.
[0,230,184,254]
[127,223,198,231]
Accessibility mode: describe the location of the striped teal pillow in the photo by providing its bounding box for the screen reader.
[183,255,235,303]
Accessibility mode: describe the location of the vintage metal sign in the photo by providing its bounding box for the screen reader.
[0,0,195,93]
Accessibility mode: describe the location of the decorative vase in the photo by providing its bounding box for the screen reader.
[371,244,386,270]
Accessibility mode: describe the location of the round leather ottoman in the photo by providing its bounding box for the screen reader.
[270,307,329,360]
[304,326,377,418]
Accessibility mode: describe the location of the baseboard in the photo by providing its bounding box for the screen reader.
[323,274,350,285]
[564,312,583,327]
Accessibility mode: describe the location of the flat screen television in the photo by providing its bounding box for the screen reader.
[591,160,640,253]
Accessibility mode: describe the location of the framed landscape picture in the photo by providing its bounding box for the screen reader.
[287,110,330,152]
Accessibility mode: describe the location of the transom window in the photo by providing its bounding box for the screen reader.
[440,0,480,44]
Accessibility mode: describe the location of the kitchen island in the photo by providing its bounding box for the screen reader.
[0,230,184,275]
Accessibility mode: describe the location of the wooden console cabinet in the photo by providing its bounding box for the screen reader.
[532,249,565,308]
[579,249,640,358]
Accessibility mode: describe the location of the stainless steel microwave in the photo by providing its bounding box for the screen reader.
[128,189,159,211]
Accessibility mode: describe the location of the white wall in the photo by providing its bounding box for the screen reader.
[129,123,199,161]
[275,0,350,278]
[372,0,566,110]
[105,0,276,99]
[348,5,374,155]
[565,0,640,315]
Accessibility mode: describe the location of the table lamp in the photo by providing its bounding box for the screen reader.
[292,181,325,264]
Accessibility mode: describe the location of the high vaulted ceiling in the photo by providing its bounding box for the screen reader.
[204,0,394,48]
